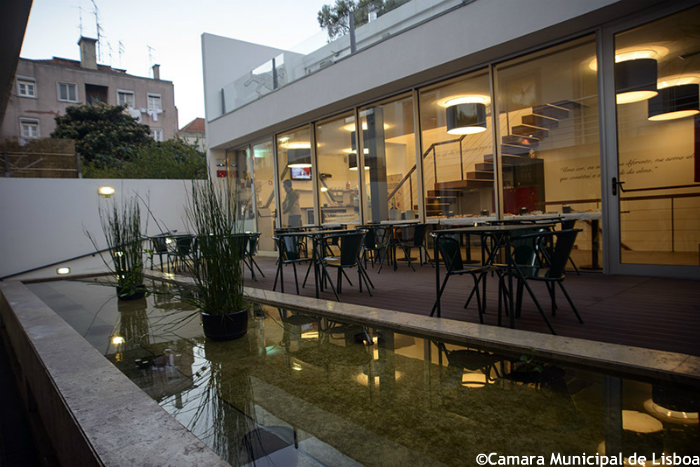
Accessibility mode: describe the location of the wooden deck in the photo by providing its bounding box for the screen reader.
[243,255,700,357]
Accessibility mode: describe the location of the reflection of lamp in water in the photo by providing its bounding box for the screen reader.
[644,385,700,426]
[648,83,699,121]
[621,410,664,459]
[111,335,125,345]
[446,103,486,135]
[615,58,658,104]
[287,148,312,168]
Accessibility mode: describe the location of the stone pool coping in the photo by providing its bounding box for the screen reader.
[152,272,700,387]
[0,280,229,467]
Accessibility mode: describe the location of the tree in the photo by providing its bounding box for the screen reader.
[84,138,207,179]
[52,103,152,169]
[317,0,409,40]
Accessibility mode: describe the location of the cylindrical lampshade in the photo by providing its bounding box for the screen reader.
[349,153,358,170]
[287,148,312,168]
[648,83,700,121]
[615,58,658,104]
[446,103,486,135]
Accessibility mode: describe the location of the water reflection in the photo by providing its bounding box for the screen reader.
[28,281,700,467]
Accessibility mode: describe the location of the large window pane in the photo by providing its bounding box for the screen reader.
[495,35,602,269]
[359,93,416,223]
[315,112,361,226]
[277,127,314,227]
[226,147,254,231]
[419,70,494,219]
[614,5,700,266]
[252,141,276,252]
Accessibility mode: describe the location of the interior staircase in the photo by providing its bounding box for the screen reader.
[424,100,580,216]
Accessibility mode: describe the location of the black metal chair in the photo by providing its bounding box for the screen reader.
[560,219,580,275]
[430,233,496,321]
[167,235,194,272]
[499,229,584,335]
[360,225,392,271]
[273,234,314,295]
[149,236,169,272]
[394,223,432,271]
[319,230,373,300]
[244,232,265,280]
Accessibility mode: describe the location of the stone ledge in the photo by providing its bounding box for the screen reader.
[0,280,228,467]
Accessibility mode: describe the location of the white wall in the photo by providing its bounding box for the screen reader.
[0,179,193,278]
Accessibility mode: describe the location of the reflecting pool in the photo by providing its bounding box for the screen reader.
[28,280,699,467]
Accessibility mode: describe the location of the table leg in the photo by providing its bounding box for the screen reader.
[507,235,515,329]
[435,233,441,318]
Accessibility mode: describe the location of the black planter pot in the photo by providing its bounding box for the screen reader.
[116,284,147,301]
[201,309,249,341]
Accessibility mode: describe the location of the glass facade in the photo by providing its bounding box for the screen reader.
[226,147,255,231]
[252,141,276,251]
[614,5,700,266]
[315,112,361,225]
[224,5,700,274]
[359,93,417,223]
[419,70,495,218]
[495,35,602,268]
[277,126,314,228]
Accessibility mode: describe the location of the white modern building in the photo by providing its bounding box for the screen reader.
[1,37,178,144]
[202,0,700,278]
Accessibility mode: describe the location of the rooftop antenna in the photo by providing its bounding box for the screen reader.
[77,5,83,37]
[118,41,125,68]
[91,0,103,62]
[107,42,113,66]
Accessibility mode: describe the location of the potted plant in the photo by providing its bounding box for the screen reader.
[88,198,146,300]
[183,179,248,340]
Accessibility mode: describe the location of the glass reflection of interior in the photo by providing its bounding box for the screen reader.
[315,112,361,226]
[226,147,255,232]
[277,126,313,228]
[419,69,495,219]
[359,93,417,223]
[495,35,602,268]
[614,5,700,266]
[252,141,276,252]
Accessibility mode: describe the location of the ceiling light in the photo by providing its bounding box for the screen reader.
[648,83,699,121]
[588,46,669,71]
[446,103,487,135]
[287,148,312,168]
[615,58,658,104]
[438,95,490,107]
[56,267,70,275]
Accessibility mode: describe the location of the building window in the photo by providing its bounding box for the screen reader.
[147,93,162,111]
[57,82,78,102]
[20,118,40,138]
[118,90,135,107]
[151,128,164,142]
[278,126,312,227]
[17,78,36,98]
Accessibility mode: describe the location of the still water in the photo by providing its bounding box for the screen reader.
[28,279,699,467]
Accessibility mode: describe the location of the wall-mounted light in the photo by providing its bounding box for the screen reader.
[287,148,312,168]
[446,103,487,135]
[111,335,125,345]
[648,83,699,121]
[320,186,328,192]
[56,267,70,275]
[98,186,115,198]
[615,58,658,104]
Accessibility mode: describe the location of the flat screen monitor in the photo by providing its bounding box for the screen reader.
[291,167,311,180]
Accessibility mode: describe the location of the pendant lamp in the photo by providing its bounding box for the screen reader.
[648,83,699,121]
[287,148,312,168]
[615,58,658,104]
[446,103,486,135]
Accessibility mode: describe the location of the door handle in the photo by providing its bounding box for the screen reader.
[612,177,625,196]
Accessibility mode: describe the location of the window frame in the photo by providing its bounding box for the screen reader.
[117,89,135,108]
[20,118,40,138]
[151,128,164,142]
[147,93,162,111]
[17,77,36,98]
[57,81,79,103]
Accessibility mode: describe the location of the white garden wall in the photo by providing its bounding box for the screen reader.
[0,178,193,278]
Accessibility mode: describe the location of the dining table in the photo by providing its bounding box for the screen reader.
[431,223,555,329]
[275,228,358,299]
